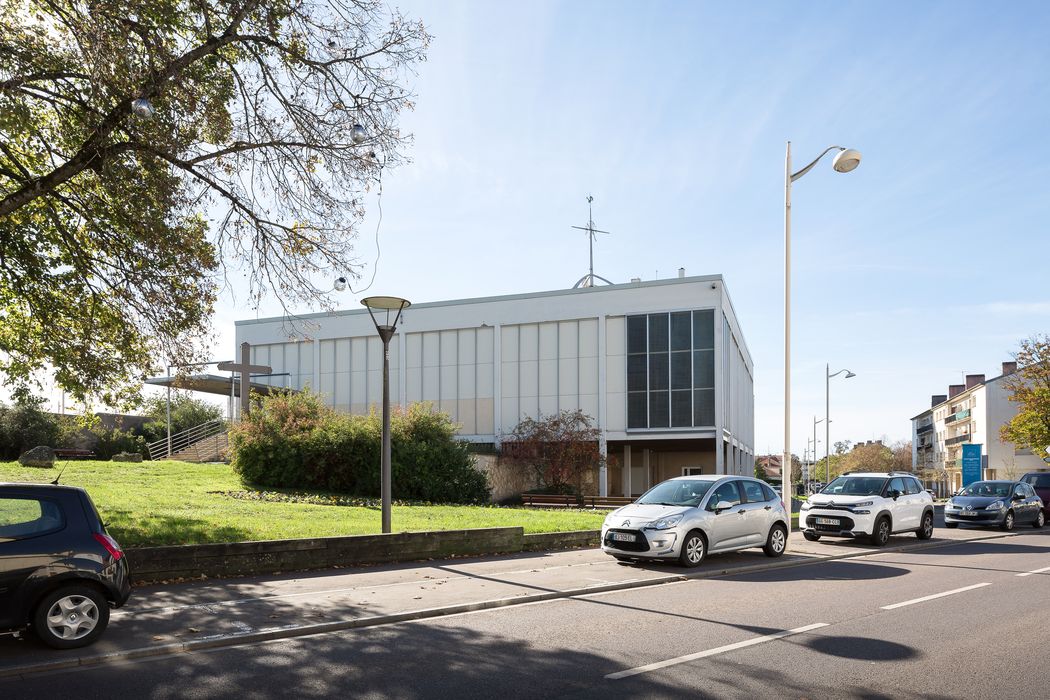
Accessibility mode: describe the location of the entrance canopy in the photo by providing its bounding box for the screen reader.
[144,373,294,398]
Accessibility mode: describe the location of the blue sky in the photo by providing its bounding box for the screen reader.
[213,0,1050,456]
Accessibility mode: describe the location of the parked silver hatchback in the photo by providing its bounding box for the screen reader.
[601,476,789,567]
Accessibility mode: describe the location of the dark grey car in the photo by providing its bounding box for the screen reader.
[944,480,1044,530]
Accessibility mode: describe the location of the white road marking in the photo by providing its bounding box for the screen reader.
[880,582,991,610]
[1016,565,1050,577]
[604,623,829,680]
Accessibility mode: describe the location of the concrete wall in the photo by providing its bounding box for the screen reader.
[472,453,541,503]
[128,528,524,584]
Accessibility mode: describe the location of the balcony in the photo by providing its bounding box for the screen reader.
[945,433,971,446]
[916,423,934,435]
[945,409,971,424]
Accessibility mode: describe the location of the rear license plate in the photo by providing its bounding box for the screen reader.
[610,532,636,542]
[814,517,838,526]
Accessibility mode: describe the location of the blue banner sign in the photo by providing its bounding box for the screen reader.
[961,444,982,487]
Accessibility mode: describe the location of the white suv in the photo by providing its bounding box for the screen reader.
[800,472,935,546]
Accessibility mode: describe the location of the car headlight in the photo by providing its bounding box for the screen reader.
[986,500,1004,511]
[852,501,874,508]
[946,499,955,508]
[800,501,811,511]
[644,515,683,530]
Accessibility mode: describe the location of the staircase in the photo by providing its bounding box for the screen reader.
[147,419,229,462]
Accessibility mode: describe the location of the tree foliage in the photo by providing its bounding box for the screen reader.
[139,390,225,442]
[0,395,60,459]
[501,410,604,496]
[0,0,429,404]
[1000,334,1050,455]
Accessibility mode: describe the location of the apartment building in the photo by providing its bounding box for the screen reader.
[910,362,1045,492]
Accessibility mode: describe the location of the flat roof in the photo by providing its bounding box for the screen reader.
[144,374,296,398]
[234,273,752,370]
[237,274,727,326]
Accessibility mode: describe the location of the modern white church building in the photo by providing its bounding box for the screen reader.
[234,273,755,497]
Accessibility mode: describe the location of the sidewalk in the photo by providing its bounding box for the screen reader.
[0,524,1021,678]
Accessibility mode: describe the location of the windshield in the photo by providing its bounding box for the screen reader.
[821,476,887,497]
[958,481,1011,498]
[636,480,713,507]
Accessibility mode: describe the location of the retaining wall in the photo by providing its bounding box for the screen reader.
[126,527,601,584]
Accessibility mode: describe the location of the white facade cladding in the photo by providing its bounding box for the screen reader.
[236,276,755,496]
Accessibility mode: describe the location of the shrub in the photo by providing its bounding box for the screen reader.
[0,396,61,460]
[92,427,148,460]
[229,392,489,504]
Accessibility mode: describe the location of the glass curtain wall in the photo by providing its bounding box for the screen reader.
[627,310,715,429]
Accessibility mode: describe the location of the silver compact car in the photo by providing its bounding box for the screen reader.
[601,476,789,567]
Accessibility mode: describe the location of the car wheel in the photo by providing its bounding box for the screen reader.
[944,522,958,529]
[678,531,706,568]
[1033,511,1044,529]
[1001,510,1015,531]
[803,531,821,542]
[763,524,787,557]
[916,512,934,540]
[33,584,109,650]
[871,517,891,547]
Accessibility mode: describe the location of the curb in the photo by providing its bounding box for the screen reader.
[0,529,1022,680]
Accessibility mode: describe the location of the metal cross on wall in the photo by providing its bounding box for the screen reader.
[217,342,272,419]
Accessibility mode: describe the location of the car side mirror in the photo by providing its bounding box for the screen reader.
[889,489,901,500]
[714,500,734,513]
[1012,494,1025,501]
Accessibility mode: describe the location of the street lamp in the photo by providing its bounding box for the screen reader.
[783,143,861,531]
[812,416,825,486]
[826,365,856,485]
[361,295,411,534]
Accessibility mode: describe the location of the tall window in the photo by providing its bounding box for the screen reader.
[627,310,715,429]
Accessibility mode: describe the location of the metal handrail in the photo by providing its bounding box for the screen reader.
[147,419,226,460]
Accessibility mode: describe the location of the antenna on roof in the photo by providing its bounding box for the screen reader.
[571,195,615,288]
[51,465,67,485]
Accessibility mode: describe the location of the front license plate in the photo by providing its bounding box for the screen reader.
[957,512,976,517]
[814,517,838,525]
[610,532,636,542]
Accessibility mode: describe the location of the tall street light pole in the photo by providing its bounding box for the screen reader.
[813,416,824,486]
[826,365,856,485]
[783,143,861,532]
[362,296,411,534]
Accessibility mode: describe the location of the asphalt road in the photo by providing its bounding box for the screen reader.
[3,530,1047,699]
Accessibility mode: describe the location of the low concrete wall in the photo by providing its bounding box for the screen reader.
[127,527,525,584]
[522,530,601,552]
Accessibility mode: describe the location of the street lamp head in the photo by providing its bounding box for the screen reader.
[351,123,367,145]
[832,148,862,173]
[361,296,411,340]
[845,371,857,379]
[131,98,154,119]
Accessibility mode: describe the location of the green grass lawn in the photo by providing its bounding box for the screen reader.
[0,460,606,548]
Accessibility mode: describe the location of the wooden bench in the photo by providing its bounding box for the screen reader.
[52,449,96,459]
[521,493,634,509]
